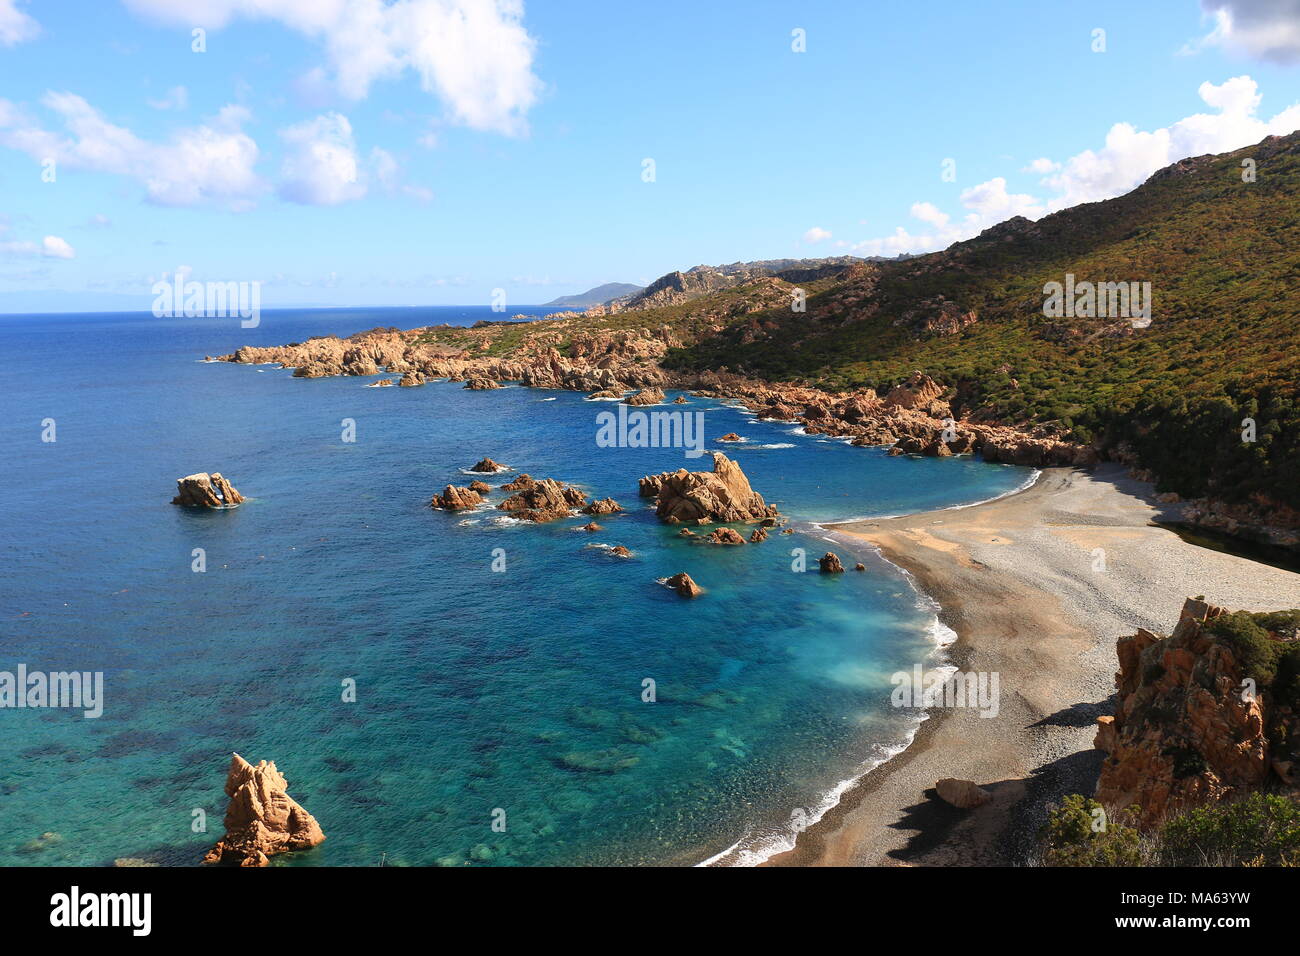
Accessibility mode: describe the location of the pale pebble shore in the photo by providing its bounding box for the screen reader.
[766,463,1300,867]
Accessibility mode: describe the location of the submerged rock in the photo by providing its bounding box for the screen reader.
[202,754,325,867]
[172,472,244,508]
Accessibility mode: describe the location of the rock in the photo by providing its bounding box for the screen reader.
[501,473,535,491]
[677,528,697,538]
[718,433,744,442]
[1094,598,1298,826]
[398,371,425,387]
[370,378,395,387]
[623,386,665,406]
[499,477,586,522]
[708,527,746,545]
[582,497,623,515]
[580,521,603,532]
[749,527,768,543]
[819,552,845,573]
[587,387,627,400]
[16,831,62,855]
[780,528,794,534]
[673,396,687,404]
[202,754,325,867]
[610,545,632,558]
[468,480,491,495]
[464,378,502,390]
[470,457,507,473]
[642,453,780,524]
[172,472,244,508]
[936,778,991,809]
[430,484,483,510]
[664,572,702,598]
[854,562,865,571]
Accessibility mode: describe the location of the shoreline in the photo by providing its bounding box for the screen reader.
[764,463,1300,867]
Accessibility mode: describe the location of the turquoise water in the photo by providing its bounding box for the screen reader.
[0,308,1032,866]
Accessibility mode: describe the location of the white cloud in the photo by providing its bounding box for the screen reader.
[845,75,1300,255]
[122,0,542,135]
[42,235,74,258]
[88,214,111,228]
[803,226,832,243]
[0,0,38,47]
[0,92,265,208]
[1193,1,1300,63]
[279,112,366,205]
[148,86,189,111]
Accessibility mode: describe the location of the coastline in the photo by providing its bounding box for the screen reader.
[765,463,1300,866]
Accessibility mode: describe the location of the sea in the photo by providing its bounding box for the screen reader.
[0,306,1033,867]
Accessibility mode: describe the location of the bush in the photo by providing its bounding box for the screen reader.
[1161,792,1300,866]
[1040,795,1143,866]
[1207,611,1282,686]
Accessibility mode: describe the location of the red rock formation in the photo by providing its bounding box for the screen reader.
[718,433,744,442]
[819,552,845,573]
[749,527,768,543]
[1095,598,1299,825]
[664,572,702,598]
[582,498,622,515]
[468,480,491,495]
[430,485,483,510]
[470,458,507,473]
[172,472,244,508]
[623,386,665,406]
[641,453,780,524]
[398,371,425,387]
[202,754,325,867]
[610,545,632,558]
[708,527,746,545]
[464,378,502,390]
[580,521,603,532]
[498,477,586,522]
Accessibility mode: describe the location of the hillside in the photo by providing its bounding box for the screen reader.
[542,282,643,309]
[217,132,1300,544]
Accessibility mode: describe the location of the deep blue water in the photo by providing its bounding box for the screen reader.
[0,307,1031,866]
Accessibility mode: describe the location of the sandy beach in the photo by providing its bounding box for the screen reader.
[768,463,1300,867]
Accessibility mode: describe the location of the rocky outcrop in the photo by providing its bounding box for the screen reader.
[819,552,845,573]
[623,386,665,406]
[499,477,586,522]
[468,480,491,495]
[398,371,425,387]
[936,777,991,809]
[749,527,767,543]
[464,378,502,390]
[202,754,325,867]
[708,527,745,545]
[580,521,603,532]
[610,545,632,558]
[718,433,743,442]
[582,498,622,515]
[641,453,779,525]
[470,457,508,473]
[172,472,244,508]
[430,485,483,510]
[1094,598,1300,826]
[663,572,702,598]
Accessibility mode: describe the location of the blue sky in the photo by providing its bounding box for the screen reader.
[1,0,1298,311]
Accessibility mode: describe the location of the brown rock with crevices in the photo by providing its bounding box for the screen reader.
[430,484,483,510]
[464,378,501,390]
[623,386,665,406]
[664,572,702,598]
[172,472,244,508]
[582,498,623,515]
[642,453,779,524]
[202,754,325,867]
[468,480,491,495]
[819,552,845,573]
[499,477,586,522]
[708,527,746,546]
[749,527,768,543]
[936,778,991,809]
[470,457,507,473]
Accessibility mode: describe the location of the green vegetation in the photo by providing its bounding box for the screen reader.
[656,134,1300,512]
[1206,609,1300,691]
[1042,792,1300,866]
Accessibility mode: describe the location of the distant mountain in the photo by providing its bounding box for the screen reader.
[543,282,644,309]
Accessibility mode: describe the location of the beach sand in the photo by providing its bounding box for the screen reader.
[767,463,1300,867]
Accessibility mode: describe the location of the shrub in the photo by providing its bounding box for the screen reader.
[1161,792,1300,866]
[1040,795,1143,866]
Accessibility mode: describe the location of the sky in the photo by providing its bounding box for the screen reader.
[0,0,1299,311]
